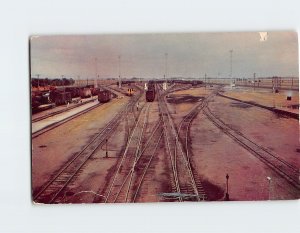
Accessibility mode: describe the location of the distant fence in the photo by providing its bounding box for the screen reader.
[204,77,299,91]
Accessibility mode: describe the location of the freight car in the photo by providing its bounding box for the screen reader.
[98,90,111,103]
[146,89,155,102]
[65,87,80,98]
[91,87,100,96]
[148,82,155,90]
[50,91,72,105]
[80,87,92,98]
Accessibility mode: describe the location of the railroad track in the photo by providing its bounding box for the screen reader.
[176,100,209,201]
[103,118,163,203]
[203,106,300,189]
[103,103,151,203]
[131,124,164,203]
[156,84,222,201]
[158,86,207,201]
[33,98,139,204]
[32,98,97,123]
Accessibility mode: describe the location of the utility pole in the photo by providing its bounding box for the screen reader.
[37,74,40,88]
[165,53,168,81]
[229,50,233,84]
[118,55,121,88]
[95,57,98,87]
[62,75,65,94]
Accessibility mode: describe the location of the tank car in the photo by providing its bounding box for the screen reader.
[98,90,111,103]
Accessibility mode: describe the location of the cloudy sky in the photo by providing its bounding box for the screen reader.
[30,31,298,79]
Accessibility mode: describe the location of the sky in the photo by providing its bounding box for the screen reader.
[30,31,299,80]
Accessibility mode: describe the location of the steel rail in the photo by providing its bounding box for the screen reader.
[104,100,146,203]
[157,89,182,201]
[132,131,164,202]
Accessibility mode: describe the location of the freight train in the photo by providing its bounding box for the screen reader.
[146,83,156,102]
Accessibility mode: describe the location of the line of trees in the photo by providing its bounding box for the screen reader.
[31,77,75,87]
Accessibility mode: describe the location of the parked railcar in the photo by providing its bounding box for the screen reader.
[91,87,100,96]
[32,95,41,110]
[65,87,80,98]
[98,90,111,103]
[50,91,72,105]
[80,87,92,98]
[127,88,134,96]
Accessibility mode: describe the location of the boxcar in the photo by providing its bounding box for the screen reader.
[98,90,111,103]
[50,91,72,105]
[65,87,80,98]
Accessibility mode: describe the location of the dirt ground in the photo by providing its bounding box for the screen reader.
[222,86,299,113]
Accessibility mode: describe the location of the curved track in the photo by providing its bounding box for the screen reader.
[203,106,300,189]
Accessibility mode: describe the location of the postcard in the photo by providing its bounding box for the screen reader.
[31,32,299,203]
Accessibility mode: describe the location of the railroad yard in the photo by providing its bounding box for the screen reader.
[31,80,300,204]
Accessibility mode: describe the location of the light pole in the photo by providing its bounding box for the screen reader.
[225,174,230,201]
[267,176,272,200]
